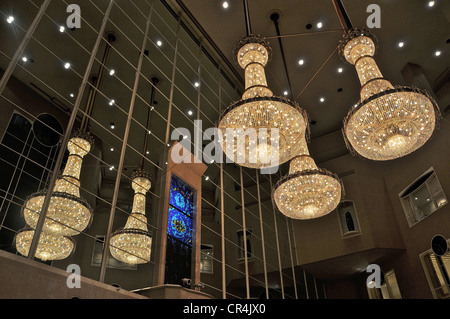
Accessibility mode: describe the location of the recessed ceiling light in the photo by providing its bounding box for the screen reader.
[283,91,288,96]
[7,16,14,24]
[435,50,442,56]
[194,81,200,88]
[338,67,343,73]
[109,69,115,76]
[320,97,325,103]
[188,110,193,116]
[398,41,405,48]
[146,151,150,155]
[22,56,28,62]
[298,59,305,65]
[205,176,209,181]
[317,22,323,29]
[110,123,115,129]
[222,1,229,9]
[109,99,115,106]
[64,62,71,69]
[109,166,114,171]
[156,40,162,47]
[70,93,75,98]
[428,1,435,7]
[110,147,114,152]
[59,26,65,33]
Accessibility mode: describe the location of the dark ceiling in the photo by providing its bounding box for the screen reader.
[178,0,449,139]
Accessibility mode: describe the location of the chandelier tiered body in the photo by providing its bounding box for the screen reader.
[218,36,308,169]
[341,29,439,161]
[109,170,152,265]
[273,137,342,220]
[16,130,94,261]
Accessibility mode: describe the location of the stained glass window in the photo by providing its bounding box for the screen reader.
[167,175,194,246]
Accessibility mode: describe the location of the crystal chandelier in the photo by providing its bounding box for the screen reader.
[109,170,153,265]
[273,136,342,220]
[217,36,309,169]
[21,130,94,236]
[15,229,74,261]
[340,28,440,161]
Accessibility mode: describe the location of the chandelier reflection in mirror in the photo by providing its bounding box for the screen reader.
[109,170,152,265]
[217,36,309,169]
[21,130,94,236]
[340,28,440,161]
[273,137,342,220]
[16,229,75,261]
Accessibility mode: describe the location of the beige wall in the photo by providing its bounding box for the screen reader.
[292,113,450,298]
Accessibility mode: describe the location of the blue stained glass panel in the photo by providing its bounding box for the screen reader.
[168,175,194,246]
[167,206,193,245]
[169,177,194,217]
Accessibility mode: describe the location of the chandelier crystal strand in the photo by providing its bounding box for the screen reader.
[109,170,152,265]
[340,28,440,161]
[218,36,309,169]
[21,130,94,236]
[273,137,342,220]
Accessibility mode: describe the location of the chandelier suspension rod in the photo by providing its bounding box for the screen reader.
[141,77,159,169]
[243,0,252,36]
[264,29,344,40]
[81,32,116,131]
[332,0,353,33]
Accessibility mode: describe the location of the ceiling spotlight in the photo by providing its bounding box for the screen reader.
[398,41,405,48]
[205,176,209,181]
[283,91,288,96]
[428,1,435,7]
[110,123,115,129]
[156,40,162,47]
[109,69,115,76]
[64,62,71,69]
[298,59,305,65]
[338,67,343,73]
[435,50,442,56]
[59,26,65,33]
[109,99,115,106]
[109,166,114,171]
[70,93,75,98]
[194,81,200,88]
[188,110,193,116]
[320,97,325,103]
[22,56,28,62]
[7,16,14,24]
[110,148,114,152]
[317,22,323,29]
[223,1,229,9]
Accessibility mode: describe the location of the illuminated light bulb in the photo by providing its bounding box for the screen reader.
[7,16,14,24]
[340,28,439,161]
[110,170,152,265]
[59,25,65,32]
[64,62,71,69]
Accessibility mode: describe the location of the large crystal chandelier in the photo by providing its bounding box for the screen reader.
[109,170,153,265]
[21,130,94,236]
[273,136,342,220]
[16,130,93,261]
[217,36,309,169]
[340,28,440,161]
[15,229,74,261]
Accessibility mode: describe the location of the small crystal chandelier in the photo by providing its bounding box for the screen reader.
[217,36,309,169]
[21,130,94,236]
[273,137,342,220]
[340,28,440,161]
[15,229,74,261]
[109,170,153,265]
